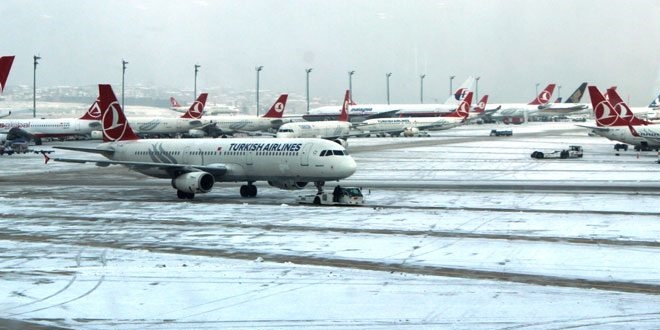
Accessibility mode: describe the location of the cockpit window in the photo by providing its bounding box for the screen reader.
[320,150,327,156]
[333,150,344,156]
[319,149,346,156]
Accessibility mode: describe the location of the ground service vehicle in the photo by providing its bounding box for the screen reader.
[490,129,513,136]
[299,186,365,206]
[531,145,583,159]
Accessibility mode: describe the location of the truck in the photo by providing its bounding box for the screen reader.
[298,186,365,206]
[531,145,583,159]
[490,129,513,136]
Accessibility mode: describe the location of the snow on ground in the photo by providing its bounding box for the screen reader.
[2,122,660,329]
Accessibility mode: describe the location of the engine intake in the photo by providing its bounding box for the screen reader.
[172,172,215,193]
[268,180,308,190]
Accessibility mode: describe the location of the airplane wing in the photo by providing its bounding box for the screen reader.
[45,154,228,177]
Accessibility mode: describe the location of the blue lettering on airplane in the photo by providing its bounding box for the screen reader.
[229,142,302,152]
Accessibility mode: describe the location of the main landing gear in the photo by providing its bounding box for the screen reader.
[314,181,326,194]
[240,182,258,197]
[177,190,195,200]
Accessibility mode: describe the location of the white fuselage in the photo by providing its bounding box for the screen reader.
[102,138,356,182]
[200,115,277,135]
[0,118,101,138]
[586,125,650,146]
[276,121,351,139]
[354,117,463,133]
[127,117,202,136]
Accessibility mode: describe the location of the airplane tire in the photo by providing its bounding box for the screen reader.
[240,185,248,197]
[313,196,321,205]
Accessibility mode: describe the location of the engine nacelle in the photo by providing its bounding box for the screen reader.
[187,129,207,138]
[403,127,419,137]
[268,180,308,190]
[332,138,348,148]
[90,130,103,140]
[172,172,215,193]
[0,133,7,143]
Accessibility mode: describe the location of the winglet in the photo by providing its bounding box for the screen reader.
[180,93,208,119]
[262,94,288,118]
[170,96,182,108]
[98,84,140,142]
[338,90,350,122]
[529,84,555,105]
[0,55,16,95]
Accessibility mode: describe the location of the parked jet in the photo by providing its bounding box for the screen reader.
[304,76,475,121]
[488,84,556,122]
[353,92,473,137]
[170,96,239,115]
[120,93,208,138]
[276,90,352,146]
[46,84,356,200]
[537,82,589,113]
[198,94,288,137]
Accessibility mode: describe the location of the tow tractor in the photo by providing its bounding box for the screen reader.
[531,145,583,159]
[298,186,365,206]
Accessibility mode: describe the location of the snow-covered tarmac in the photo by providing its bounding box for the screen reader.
[2,122,660,329]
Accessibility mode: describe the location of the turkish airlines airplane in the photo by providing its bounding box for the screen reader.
[120,93,208,137]
[353,92,473,137]
[488,84,556,120]
[304,76,475,121]
[578,86,655,148]
[537,82,589,113]
[46,84,356,200]
[276,90,352,146]
[170,96,239,115]
[0,98,102,144]
[199,94,288,137]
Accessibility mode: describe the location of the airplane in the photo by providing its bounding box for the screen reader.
[485,83,556,124]
[117,93,209,138]
[45,84,357,200]
[606,89,660,120]
[303,76,475,122]
[170,96,239,115]
[198,94,288,137]
[577,86,657,149]
[276,90,353,147]
[352,92,473,137]
[0,98,102,145]
[536,82,589,113]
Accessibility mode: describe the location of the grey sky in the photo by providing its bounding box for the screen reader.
[2,0,659,105]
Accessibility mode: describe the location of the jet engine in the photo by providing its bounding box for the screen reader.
[403,127,419,137]
[187,128,207,138]
[172,172,215,193]
[90,130,103,140]
[267,180,308,190]
[333,138,348,148]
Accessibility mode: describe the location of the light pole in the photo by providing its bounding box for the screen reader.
[558,85,562,100]
[475,76,481,102]
[305,68,312,113]
[122,59,128,111]
[386,72,392,104]
[420,74,426,103]
[449,75,455,96]
[33,55,41,118]
[348,70,355,102]
[535,82,540,96]
[255,65,263,116]
[194,64,200,101]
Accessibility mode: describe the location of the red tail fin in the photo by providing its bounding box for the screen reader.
[474,95,489,114]
[338,90,350,122]
[606,88,651,126]
[603,86,616,101]
[98,84,140,142]
[180,93,208,119]
[0,56,16,95]
[445,92,473,118]
[78,98,102,120]
[529,84,556,105]
[262,94,288,118]
[587,86,629,127]
[170,96,182,108]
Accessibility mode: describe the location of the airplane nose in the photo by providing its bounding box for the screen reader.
[337,155,357,178]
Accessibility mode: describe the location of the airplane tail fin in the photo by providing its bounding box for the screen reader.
[606,88,651,125]
[603,86,616,102]
[554,97,563,103]
[565,82,587,103]
[0,56,16,95]
[587,86,630,127]
[444,76,475,105]
[338,90,350,122]
[445,91,473,119]
[98,84,140,142]
[180,93,208,119]
[473,95,489,114]
[262,94,288,118]
[528,84,555,105]
[170,96,182,108]
[648,93,660,108]
[78,98,102,120]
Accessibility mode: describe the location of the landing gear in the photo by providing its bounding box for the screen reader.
[240,182,258,197]
[177,190,194,200]
[314,181,326,194]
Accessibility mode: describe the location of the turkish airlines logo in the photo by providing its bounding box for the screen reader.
[594,101,618,126]
[454,88,468,101]
[343,100,349,112]
[477,101,486,110]
[102,101,128,141]
[274,102,284,113]
[457,102,469,117]
[189,101,204,119]
[613,102,632,120]
[539,91,551,103]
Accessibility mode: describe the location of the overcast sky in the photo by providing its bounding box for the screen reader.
[2,0,659,105]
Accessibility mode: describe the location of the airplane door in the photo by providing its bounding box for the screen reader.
[300,144,311,166]
[246,150,254,166]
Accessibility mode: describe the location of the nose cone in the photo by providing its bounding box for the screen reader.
[336,155,357,178]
